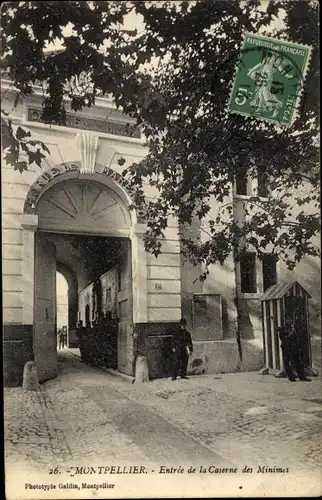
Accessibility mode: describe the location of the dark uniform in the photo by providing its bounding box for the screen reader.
[278,323,310,382]
[171,320,193,380]
[63,327,67,347]
[58,330,65,350]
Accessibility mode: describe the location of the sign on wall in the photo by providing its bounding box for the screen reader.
[24,162,139,215]
[27,107,141,139]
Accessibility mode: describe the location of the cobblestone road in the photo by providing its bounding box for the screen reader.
[112,370,322,472]
[5,352,231,472]
[4,350,322,498]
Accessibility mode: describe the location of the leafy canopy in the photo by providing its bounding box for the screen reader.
[1,0,320,273]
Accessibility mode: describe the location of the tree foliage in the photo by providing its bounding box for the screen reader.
[1,0,320,272]
[123,0,320,274]
[1,112,50,171]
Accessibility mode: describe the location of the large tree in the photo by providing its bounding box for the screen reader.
[1,0,320,272]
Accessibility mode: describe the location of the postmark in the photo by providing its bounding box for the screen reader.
[227,33,312,127]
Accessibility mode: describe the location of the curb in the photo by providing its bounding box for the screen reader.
[66,349,135,384]
[104,368,135,384]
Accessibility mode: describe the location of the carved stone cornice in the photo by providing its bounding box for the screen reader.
[27,107,141,139]
[20,214,39,232]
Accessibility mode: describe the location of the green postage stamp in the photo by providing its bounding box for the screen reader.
[228,33,312,127]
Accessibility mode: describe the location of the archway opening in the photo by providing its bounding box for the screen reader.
[48,232,131,371]
[56,272,68,349]
[32,175,134,381]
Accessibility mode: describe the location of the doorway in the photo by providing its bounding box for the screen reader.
[31,175,135,382]
[285,296,311,367]
[56,272,68,349]
[34,230,133,381]
[85,304,90,327]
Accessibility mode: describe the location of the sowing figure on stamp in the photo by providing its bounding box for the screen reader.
[247,52,284,117]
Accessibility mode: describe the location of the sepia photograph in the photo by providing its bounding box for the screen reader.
[1,1,321,498]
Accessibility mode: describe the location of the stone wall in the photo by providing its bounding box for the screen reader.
[187,339,264,376]
[134,322,178,379]
[3,325,33,386]
[146,233,182,323]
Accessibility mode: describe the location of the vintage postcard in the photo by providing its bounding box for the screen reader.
[2,1,321,499]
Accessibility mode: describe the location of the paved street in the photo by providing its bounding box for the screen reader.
[4,350,322,498]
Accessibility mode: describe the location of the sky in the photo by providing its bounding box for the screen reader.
[46,1,285,52]
[57,272,68,296]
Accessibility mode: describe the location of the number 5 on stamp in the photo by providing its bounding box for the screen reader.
[227,33,312,127]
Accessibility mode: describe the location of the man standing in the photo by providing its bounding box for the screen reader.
[278,320,311,382]
[171,318,193,380]
[58,329,65,350]
[62,326,68,348]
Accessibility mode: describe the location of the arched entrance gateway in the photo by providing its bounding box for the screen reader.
[22,162,148,382]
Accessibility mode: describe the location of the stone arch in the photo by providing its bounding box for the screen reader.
[56,262,78,331]
[21,160,149,344]
[23,161,138,226]
[36,178,131,236]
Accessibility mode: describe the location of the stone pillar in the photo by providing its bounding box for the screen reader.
[3,214,38,386]
[68,287,78,329]
[130,224,149,379]
[130,224,148,324]
[21,214,38,325]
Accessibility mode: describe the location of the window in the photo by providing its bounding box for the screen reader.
[257,168,270,197]
[235,165,248,195]
[117,266,122,292]
[240,253,257,293]
[262,254,277,292]
[106,287,112,302]
[85,304,90,326]
[119,299,128,318]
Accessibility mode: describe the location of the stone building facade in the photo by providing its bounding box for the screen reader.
[2,78,321,385]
